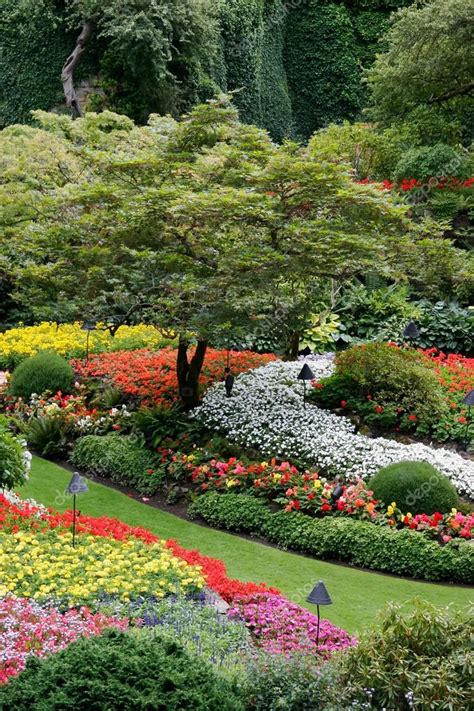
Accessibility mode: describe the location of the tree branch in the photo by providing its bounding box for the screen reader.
[429,81,474,104]
[61,17,97,119]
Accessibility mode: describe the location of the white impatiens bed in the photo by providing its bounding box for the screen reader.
[195,358,474,498]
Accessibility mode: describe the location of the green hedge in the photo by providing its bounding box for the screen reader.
[71,434,162,493]
[188,492,474,584]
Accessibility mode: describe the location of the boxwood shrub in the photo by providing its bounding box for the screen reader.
[370,460,459,515]
[9,351,74,399]
[188,493,474,584]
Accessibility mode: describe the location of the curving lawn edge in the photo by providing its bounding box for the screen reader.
[18,456,473,634]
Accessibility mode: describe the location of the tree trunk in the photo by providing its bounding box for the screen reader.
[288,331,300,360]
[61,17,96,119]
[176,337,208,410]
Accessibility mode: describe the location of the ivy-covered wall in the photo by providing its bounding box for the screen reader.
[218,0,293,142]
[0,0,96,128]
[0,0,411,139]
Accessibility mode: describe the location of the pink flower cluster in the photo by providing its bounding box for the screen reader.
[0,596,128,684]
[227,594,356,659]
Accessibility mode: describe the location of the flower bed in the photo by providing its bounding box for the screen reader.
[0,492,353,672]
[0,492,276,602]
[228,594,355,658]
[0,596,127,684]
[0,529,204,605]
[311,345,474,445]
[73,347,276,406]
[194,359,474,497]
[0,322,174,369]
[188,456,473,541]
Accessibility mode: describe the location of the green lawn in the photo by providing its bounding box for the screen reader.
[19,456,472,634]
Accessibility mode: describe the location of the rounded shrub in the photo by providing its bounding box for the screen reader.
[0,629,244,711]
[9,351,74,399]
[370,460,458,515]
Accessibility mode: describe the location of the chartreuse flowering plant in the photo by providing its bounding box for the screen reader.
[0,530,204,606]
[0,322,174,369]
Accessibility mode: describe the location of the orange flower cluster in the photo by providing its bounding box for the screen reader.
[73,347,276,406]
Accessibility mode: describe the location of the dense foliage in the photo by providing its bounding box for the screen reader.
[0,415,30,490]
[337,601,473,710]
[0,630,243,710]
[366,0,474,144]
[0,0,414,140]
[71,433,162,493]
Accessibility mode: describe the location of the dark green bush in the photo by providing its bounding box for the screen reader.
[336,600,473,710]
[370,460,458,515]
[9,351,74,399]
[133,405,203,450]
[0,629,244,711]
[71,434,163,494]
[24,415,69,457]
[189,493,474,584]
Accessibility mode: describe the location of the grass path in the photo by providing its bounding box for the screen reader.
[19,456,472,634]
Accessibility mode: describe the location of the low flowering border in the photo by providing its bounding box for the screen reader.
[0,493,354,665]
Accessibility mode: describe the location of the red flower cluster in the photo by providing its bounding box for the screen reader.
[358,177,474,192]
[73,347,275,406]
[165,540,278,603]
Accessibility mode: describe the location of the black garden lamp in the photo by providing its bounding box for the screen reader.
[331,482,344,505]
[67,472,89,547]
[224,343,241,397]
[298,363,315,409]
[403,320,419,343]
[307,580,333,649]
[462,389,474,450]
[81,321,96,362]
[224,372,235,398]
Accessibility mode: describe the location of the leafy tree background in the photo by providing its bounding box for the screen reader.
[0,0,412,139]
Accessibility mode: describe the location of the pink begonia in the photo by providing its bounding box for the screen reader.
[0,596,128,683]
[228,594,356,659]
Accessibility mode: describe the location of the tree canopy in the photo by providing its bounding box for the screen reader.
[366,0,474,142]
[1,97,470,402]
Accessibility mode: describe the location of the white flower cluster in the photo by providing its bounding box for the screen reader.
[195,359,474,497]
[1,489,46,514]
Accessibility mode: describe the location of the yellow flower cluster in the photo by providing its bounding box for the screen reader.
[0,530,204,605]
[0,322,176,369]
